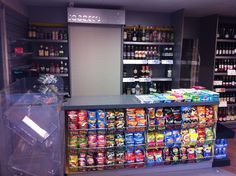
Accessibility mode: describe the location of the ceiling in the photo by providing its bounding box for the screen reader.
[22,0,236,17]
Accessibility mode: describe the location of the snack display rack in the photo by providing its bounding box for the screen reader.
[63,89,219,176]
[0,77,64,176]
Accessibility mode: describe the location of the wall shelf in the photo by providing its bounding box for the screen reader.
[123,41,174,45]
[217,39,236,43]
[215,56,236,59]
[12,38,68,43]
[40,73,69,77]
[32,57,69,60]
[123,78,172,83]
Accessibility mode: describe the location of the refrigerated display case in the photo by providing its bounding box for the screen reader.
[0,76,64,176]
[63,89,219,175]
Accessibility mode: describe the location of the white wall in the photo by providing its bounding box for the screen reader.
[69,25,122,96]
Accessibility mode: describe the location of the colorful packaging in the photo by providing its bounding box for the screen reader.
[206,106,214,126]
[115,110,125,129]
[106,111,116,129]
[163,148,171,165]
[197,128,206,146]
[97,110,106,129]
[88,111,97,129]
[106,134,115,147]
[116,150,125,164]
[134,132,145,145]
[187,147,195,161]
[203,145,212,159]
[97,134,106,147]
[87,153,96,171]
[125,149,135,164]
[147,108,156,130]
[197,106,206,128]
[147,132,156,147]
[77,110,88,129]
[68,134,78,148]
[78,153,86,170]
[96,152,105,170]
[196,147,204,161]
[205,128,214,144]
[136,108,146,127]
[189,128,198,146]
[171,147,179,164]
[164,108,174,125]
[181,129,190,147]
[155,149,163,164]
[172,108,182,124]
[190,107,198,127]
[181,107,191,129]
[106,150,115,165]
[173,130,181,147]
[88,134,97,148]
[125,133,134,145]
[78,134,87,148]
[115,133,125,147]
[156,108,165,130]
[180,147,187,163]
[155,132,165,147]
[165,130,174,147]
[69,155,78,169]
[68,111,78,130]
[146,150,155,166]
[135,147,145,162]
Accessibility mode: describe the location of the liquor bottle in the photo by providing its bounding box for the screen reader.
[134,46,138,59]
[59,45,64,57]
[153,46,157,60]
[59,30,64,40]
[127,45,131,59]
[50,63,55,74]
[215,61,218,72]
[135,83,141,95]
[60,61,64,73]
[64,62,68,73]
[28,25,33,38]
[225,27,230,39]
[123,45,127,59]
[32,26,37,39]
[162,27,167,42]
[123,26,127,41]
[49,46,55,57]
[44,46,49,57]
[45,65,50,73]
[127,27,132,41]
[133,67,138,78]
[141,65,145,78]
[54,47,59,57]
[131,45,135,59]
[167,66,172,78]
[55,64,60,74]
[141,27,146,42]
[149,46,153,59]
[218,109,222,122]
[38,45,44,56]
[137,25,142,42]
[140,85,144,94]
[131,83,136,94]
[145,26,150,42]
[132,27,137,41]
[63,31,68,40]
[149,26,154,42]
[146,46,150,60]
[145,66,150,78]
[127,87,131,95]
[40,64,46,73]
[153,27,158,42]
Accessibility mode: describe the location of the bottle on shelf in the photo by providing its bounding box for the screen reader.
[60,61,64,73]
[123,45,127,60]
[166,66,172,78]
[50,63,55,74]
[59,45,64,57]
[28,25,33,39]
[55,64,60,74]
[133,67,138,78]
[131,83,136,95]
[64,62,68,73]
[38,45,44,56]
[44,46,49,57]
[132,27,137,42]
[127,45,131,59]
[135,82,141,95]
[45,65,50,73]
[141,27,146,42]
[49,46,55,57]
[123,25,127,41]
[145,26,150,42]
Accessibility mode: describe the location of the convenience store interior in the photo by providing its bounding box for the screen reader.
[1,0,236,176]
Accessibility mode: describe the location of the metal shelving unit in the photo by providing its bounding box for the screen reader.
[123,60,173,65]
[215,56,236,59]
[40,73,69,77]
[217,39,236,43]
[123,41,175,45]
[123,77,172,83]
[12,38,68,43]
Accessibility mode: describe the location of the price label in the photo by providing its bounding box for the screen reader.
[215,88,225,93]
[219,101,227,107]
[139,78,151,82]
[227,69,236,75]
[161,60,174,64]
[213,81,222,86]
[148,60,160,64]
[123,78,135,82]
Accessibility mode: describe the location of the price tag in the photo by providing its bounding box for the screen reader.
[215,88,225,93]
[213,81,222,86]
[219,101,227,107]
[227,69,236,75]
[161,60,174,64]
[148,60,160,64]
[123,78,135,82]
[139,78,151,82]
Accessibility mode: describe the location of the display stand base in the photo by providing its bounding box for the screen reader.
[212,158,231,167]
[66,160,213,176]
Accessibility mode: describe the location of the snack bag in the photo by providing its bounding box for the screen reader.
[155,149,163,165]
[125,149,135,166]
[77,110,88,130]
[78,134,87,148]
[147,108,156,130]
[106,111,116,130]
[173,130,181,147]
[197,128,206,146]
[171,147,179,164]
[156,108,165,130]
[197,106,206,128]
[116,150,125,164]
[126,109,137,132]
[69,155,78,171]
[206,106,214,127]
[147,132,156,147]
[163,148,171,165]
[136,108,146,130]
[135,147,145,163]
[155,132,164,147]
[96,152,105,170]
[78,153,86,171]
[189,128,198,146]
[181,129,190,147]
[115,133,125,147]
[181,107,191,129]
[97,110,106,129]
[187,147,195,161]
[203,145,212,160]
[172,108,182,125]
[180,147,187,163]
[165,130,174,147]
[125,133,134,146]
[87,153,96,171]
[106,134,115,147]
[97,134,106,147]
[134,132,145,145]
[190,107,198,127]
[164,108,174,125]
[146,150,155,166]
[106,150,115,165]
[115,110,125,130]
[205,128,214,145]
[88,111,97,129]
[68,134,78,148]
[88,134,97,148]
[68,111,78,130]
[196,146,204,161]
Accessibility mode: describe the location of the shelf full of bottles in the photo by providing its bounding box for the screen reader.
[122,25,174,95]
[214,23,236,123]
[27,24,71,97]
